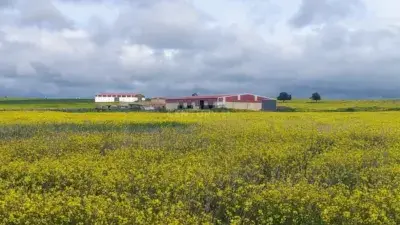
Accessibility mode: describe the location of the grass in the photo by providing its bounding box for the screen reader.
[1,97,400,112]
[1,111,400,224]
[277,99,400,112]
[0,98,95,109]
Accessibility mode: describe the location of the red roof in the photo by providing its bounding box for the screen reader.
[165,93,276,103]
[96,93,142,96]
[165,94,231,101]
[151,97,167,99]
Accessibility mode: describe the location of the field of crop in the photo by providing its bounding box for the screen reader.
[278,99,400,112]
[2,97,400,112]
[1,96,399,111]
[0,98,95,109]
[1,111,400,224]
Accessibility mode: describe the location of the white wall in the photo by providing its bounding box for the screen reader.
[166,102,180,110]
[224,102,262,110]
[119,97,139,102]
[95,96,115,103]
[95,96,145,103]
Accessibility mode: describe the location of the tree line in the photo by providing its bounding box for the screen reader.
[277,92,321,102]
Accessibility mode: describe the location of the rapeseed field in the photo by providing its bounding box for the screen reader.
[1,111,400,224]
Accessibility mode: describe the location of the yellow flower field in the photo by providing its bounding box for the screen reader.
[1,111,400,224]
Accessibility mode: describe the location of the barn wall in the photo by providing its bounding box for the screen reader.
[95,97,115,102]
[166,102,180,110]
[261,99,277,111]
[224,102,262,110]
[166,98,218,104]
[165,94,274,110]
[225,94,267,103]
[119,97,140,102]
[239,94,256,102]
[166,102,199,110]
[166,101,220,110]
[95,96,145,103]
[151,99,166,104]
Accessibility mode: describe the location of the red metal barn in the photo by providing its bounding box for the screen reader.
[165,93,276,111]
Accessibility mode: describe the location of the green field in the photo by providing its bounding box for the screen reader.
[0,98,95,109]
[1,97,400,112]
[1,111,400,224]
[278,99,400,112]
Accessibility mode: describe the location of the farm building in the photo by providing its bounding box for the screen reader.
[165,93,276,111]
[140,97,166,110]
[94,93,145,103]
[149,97,166,109]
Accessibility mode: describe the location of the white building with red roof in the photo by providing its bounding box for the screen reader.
[94,93,145,103]
[165,93,276,111]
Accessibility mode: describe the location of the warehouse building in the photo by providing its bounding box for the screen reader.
[94,93,145,103]
[165,93,276,111]
[140,97,166,110]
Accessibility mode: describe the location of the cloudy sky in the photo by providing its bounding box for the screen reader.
[0,0,400,98]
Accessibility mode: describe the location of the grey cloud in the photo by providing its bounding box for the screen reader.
[112,0,218,50]
[0,0,13,8]
[18,0,72,29]
[0,63,15,78]
[1,0,400,98]
[0,0,72,29]
[284,78,400,99]
[290,28,400,98]
[290,0,364,28]
[302,24,400,64]
[86,17,114,46]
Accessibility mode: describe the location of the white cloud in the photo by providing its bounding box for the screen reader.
[119,44,156,69]
[163,49,179,60]
[16,62,36,76]
[2,26,95,59]
[0,0,400,98]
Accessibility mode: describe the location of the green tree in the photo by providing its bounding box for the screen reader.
[277,92,292,102]
[310,92,321,102]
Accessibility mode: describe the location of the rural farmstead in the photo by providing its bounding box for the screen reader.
[94,93,145,103]
[165,93,276,111]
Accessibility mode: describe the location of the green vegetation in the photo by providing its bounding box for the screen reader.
[310,92,322,102]
[0,98,95,109]
[1,111,400,224]
[277,99,400,112]
[1,97,400,113]
[277,92,292,102]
